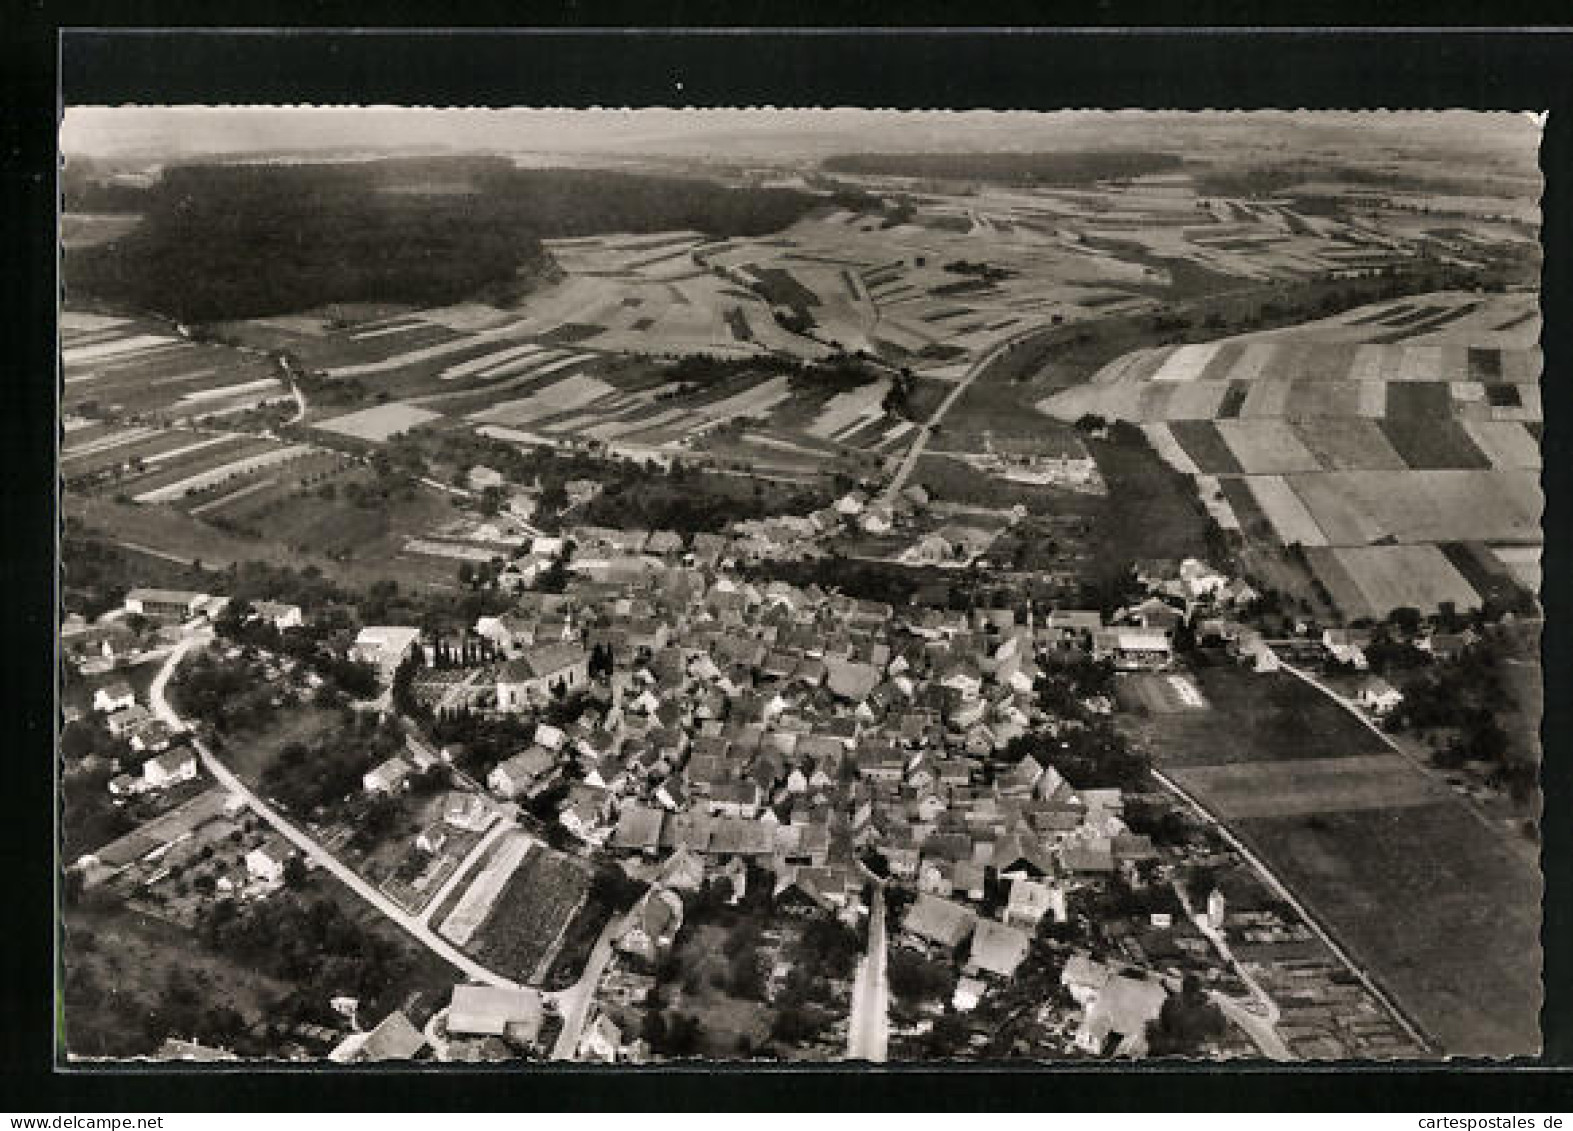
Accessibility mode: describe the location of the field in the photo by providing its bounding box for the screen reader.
[1120,665,1389,770]
[1115,672,1210,714]
[1040,292,1542,616]
[1169,753,1450,819]
[62,315,290,423]
[1132,661,1544,1056]
[1234,804,1541,1056]
[315,402,443,442]
[464,844,593,983]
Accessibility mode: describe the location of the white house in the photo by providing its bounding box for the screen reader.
[93,681,136,715]
[1356,676,1404,715]
[245,838,294,884]
[142,746,198,790]
[250,600,304,630]
[350,626,422,679]
[363,756,414,794]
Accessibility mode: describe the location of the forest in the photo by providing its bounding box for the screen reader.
[64,159,822,323]
[821,151,1185,185]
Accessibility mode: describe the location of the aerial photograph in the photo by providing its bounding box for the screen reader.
[57,107,1543,1064]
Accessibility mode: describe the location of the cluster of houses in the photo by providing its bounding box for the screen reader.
[392,565,1178,978]
[90,680,200,798]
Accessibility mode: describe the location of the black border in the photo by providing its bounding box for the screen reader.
[5,14,1573,1113]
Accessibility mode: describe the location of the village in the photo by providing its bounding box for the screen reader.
[63,481,1473,1064]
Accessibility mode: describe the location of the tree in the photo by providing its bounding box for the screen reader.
[282,856,309,890]
[1146,975,1227,1056]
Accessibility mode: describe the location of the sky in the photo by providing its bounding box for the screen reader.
[59,107,1542,164]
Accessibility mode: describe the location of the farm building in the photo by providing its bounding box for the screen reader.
[1093,627,1174,670]
[329,1010,427,1063]
[445,985,546,1045]
[902,893,979,951]
[124,588,211,621]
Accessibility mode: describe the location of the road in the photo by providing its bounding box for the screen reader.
[1151,765,1431,1053]
[1173,881,1293,1061]
[878,323,1055,506]
[548,905,633,1060]
[846,886,891,1062]
[148,634,524,991]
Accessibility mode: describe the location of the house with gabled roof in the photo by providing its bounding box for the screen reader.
[965,918,1032,980]
[902,893,978,952]
[496,643,589,711]
[143,745,197,790]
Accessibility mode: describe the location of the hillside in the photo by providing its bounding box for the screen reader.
[63,160,823,324]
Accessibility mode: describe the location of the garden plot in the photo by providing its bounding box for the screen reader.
[1328,544,1481,616]
[437,831,535,948]
[316,402,444,442]
[1214,419,1322,474]
[1248,475,1329,547]
[466,846,592,983]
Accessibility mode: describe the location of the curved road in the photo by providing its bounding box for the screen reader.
[148,635,524,991]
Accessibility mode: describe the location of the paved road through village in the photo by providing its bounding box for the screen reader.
[846,886,890,1062]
